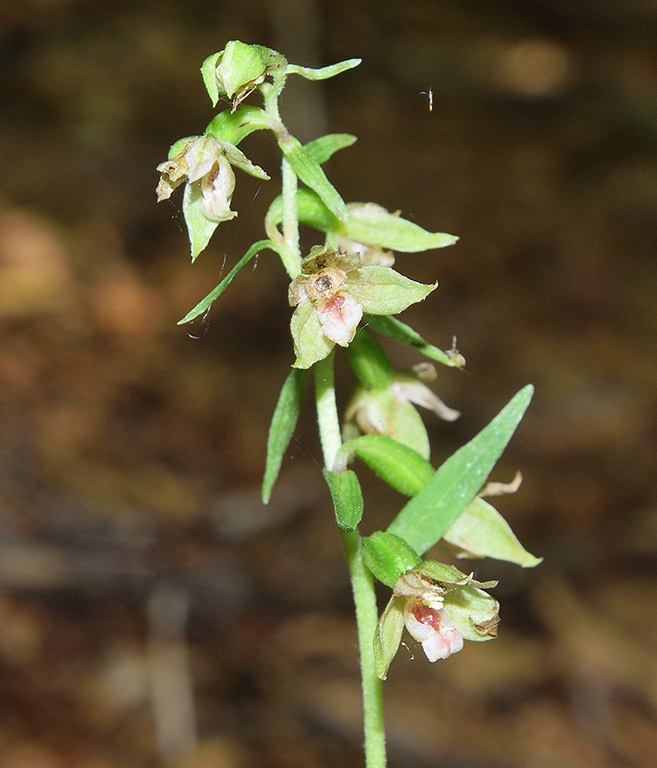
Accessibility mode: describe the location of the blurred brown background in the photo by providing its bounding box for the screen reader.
[1,0,656,766]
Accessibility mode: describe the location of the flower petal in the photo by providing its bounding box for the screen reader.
[201,156,237,222]
[403,600,463,662]
[317,292,362,346]
[393,377,460,422]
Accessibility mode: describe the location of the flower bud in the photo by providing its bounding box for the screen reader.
[201,41,283,110]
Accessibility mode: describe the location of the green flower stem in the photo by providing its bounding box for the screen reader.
[313,353,342,468]
[280,156,301,277]
[313,354,387,768]
[341,528,387,768]
[260,75,301,278]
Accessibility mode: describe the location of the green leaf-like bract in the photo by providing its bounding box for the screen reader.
[362,531,421,588]
[347,266,436,314]
[303,133,358,165]
[339,435,433,497]
[178,239,277,324]
[444,496,542,568]
[340,202,458,252]
[286,58,362,80]
[278,136,348,221]
[262,368,307,503]
[364,315,463,368]
[323,469,364,531]
[386,384,534,554]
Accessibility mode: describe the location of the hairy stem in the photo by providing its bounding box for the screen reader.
[260,73,301,278]
[313,354,387,768]
[280,156,301,277]
[341,529,386,768]
[313,353,342,468]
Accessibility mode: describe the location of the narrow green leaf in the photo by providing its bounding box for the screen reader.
[387,385,534,555]
[279,136,347,220]
[322,469,364,531]
[364,315,464,368]
[304,133,357,165]
[339,435,433,497]
[340,203,458,253]
[286,58,362,80]
[262,368,307,503]
[178,239,276,324]
[363,531,421,588]
[444,496,543,568]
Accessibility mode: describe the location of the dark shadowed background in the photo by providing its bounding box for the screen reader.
[1,1,656,766]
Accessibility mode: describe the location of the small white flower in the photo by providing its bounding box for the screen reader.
[157,135,238,223]
[289,247,364,350]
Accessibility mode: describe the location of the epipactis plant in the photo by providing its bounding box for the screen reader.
[157,39,540,768]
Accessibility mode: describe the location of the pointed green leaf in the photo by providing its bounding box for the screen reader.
[363,531,421,588]
[364,315,465,368]
[290,300,335,369]
[286,58,361,80]
[182,181,221,262]
[304,133,357,164]
[262,368,307,503]
[338,435,434,496]
[178,239,276,324]
[322,469,363,531]
[279,136,347,220]
[374,595,405,680]
[340,203,458,253]
[348,266,436,315]
[205,106,275,146]
[444,496,542,568]
[387,385,534,555]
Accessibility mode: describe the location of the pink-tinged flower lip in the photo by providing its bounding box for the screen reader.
[403,599,464,662]
[317,292,363,346]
